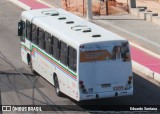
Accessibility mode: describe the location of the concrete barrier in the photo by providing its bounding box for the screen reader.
[130,7,146,17]
[145,12,158,22]
[152,16,160,25]
[130,8,139,16]
[139,11,146,19]
[154,72,160,82]
[139,11,158,21]
[130,6,160,24]
[132,61,154,78]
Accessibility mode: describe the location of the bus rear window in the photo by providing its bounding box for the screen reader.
[80,42,130,62]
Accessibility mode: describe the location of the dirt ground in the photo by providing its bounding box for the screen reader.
[61,0,129,15]
[61,0,160,16]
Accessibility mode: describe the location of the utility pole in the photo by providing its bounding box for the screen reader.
[106,0,108,15]
[86,0,93,20]
[128,0,136,8]
[83,0,84,16]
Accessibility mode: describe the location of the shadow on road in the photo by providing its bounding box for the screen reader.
[0,69,160,111]
[67,72,160,111]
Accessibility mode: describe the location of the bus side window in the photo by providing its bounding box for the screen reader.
[22,21,25,37]
[38,28,44,50]
[31,24,37,44]
[49,36,53,55]
[44,32,52,54]
[68,46,77,72]
[53,37,60,60]
[20,20,26,42]
[26,21,31,41]
[60,41,68,66]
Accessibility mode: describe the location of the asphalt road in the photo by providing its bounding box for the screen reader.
[0,0,160,113]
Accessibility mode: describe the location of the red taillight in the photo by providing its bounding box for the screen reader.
[79,80,83,85]
[128,76,132,81]
[79,81,87,94]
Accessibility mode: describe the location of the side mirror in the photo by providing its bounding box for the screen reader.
[18,21,23,36]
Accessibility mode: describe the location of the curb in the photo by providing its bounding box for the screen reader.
[131,42,160,82]
[9,0,31,10]
[132,61,160,82]
[9,0,160,83]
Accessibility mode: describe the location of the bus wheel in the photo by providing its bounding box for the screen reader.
[54,76,62,97]
[28,61,36,74]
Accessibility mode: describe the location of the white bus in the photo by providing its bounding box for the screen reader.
[18,8,133,101]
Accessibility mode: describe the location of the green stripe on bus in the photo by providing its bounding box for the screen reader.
[21,43,77,77]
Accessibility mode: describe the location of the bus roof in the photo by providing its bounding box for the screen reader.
[21,8,127,48]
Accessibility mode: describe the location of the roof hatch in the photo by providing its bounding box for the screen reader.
[42,10,59,16]
[71,25,92,32]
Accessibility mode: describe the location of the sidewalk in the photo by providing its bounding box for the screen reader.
[10,0,160,82]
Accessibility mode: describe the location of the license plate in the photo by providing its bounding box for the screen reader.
[101,84,111,88]
[113,86,124,91]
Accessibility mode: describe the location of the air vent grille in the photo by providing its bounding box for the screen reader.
[92,34,101,38]
[66,21,74,24]
[82,28,92,32]
[58,17,66,20]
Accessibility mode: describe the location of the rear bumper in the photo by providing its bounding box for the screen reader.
[79,88,133,101]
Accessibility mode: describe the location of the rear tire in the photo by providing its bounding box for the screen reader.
[54,76,62,97]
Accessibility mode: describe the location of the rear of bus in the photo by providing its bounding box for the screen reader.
[78,41,133,100]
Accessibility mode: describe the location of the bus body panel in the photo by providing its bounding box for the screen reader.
[79,62,132,92]
[21,43,28,64]
[21,42,79,101]
[78,41,133,100]
[30,44,79,100]
[79,88,133,100]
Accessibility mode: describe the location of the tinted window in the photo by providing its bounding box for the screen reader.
[53,37,60,60]
[26,21,31,40]
[20,20,26,42]
[60,41,68,66]
[37,28,44,49]
[31,24,37,44]
[68,46,77,72]
[22,20,25,37]
[44,32,52,54]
